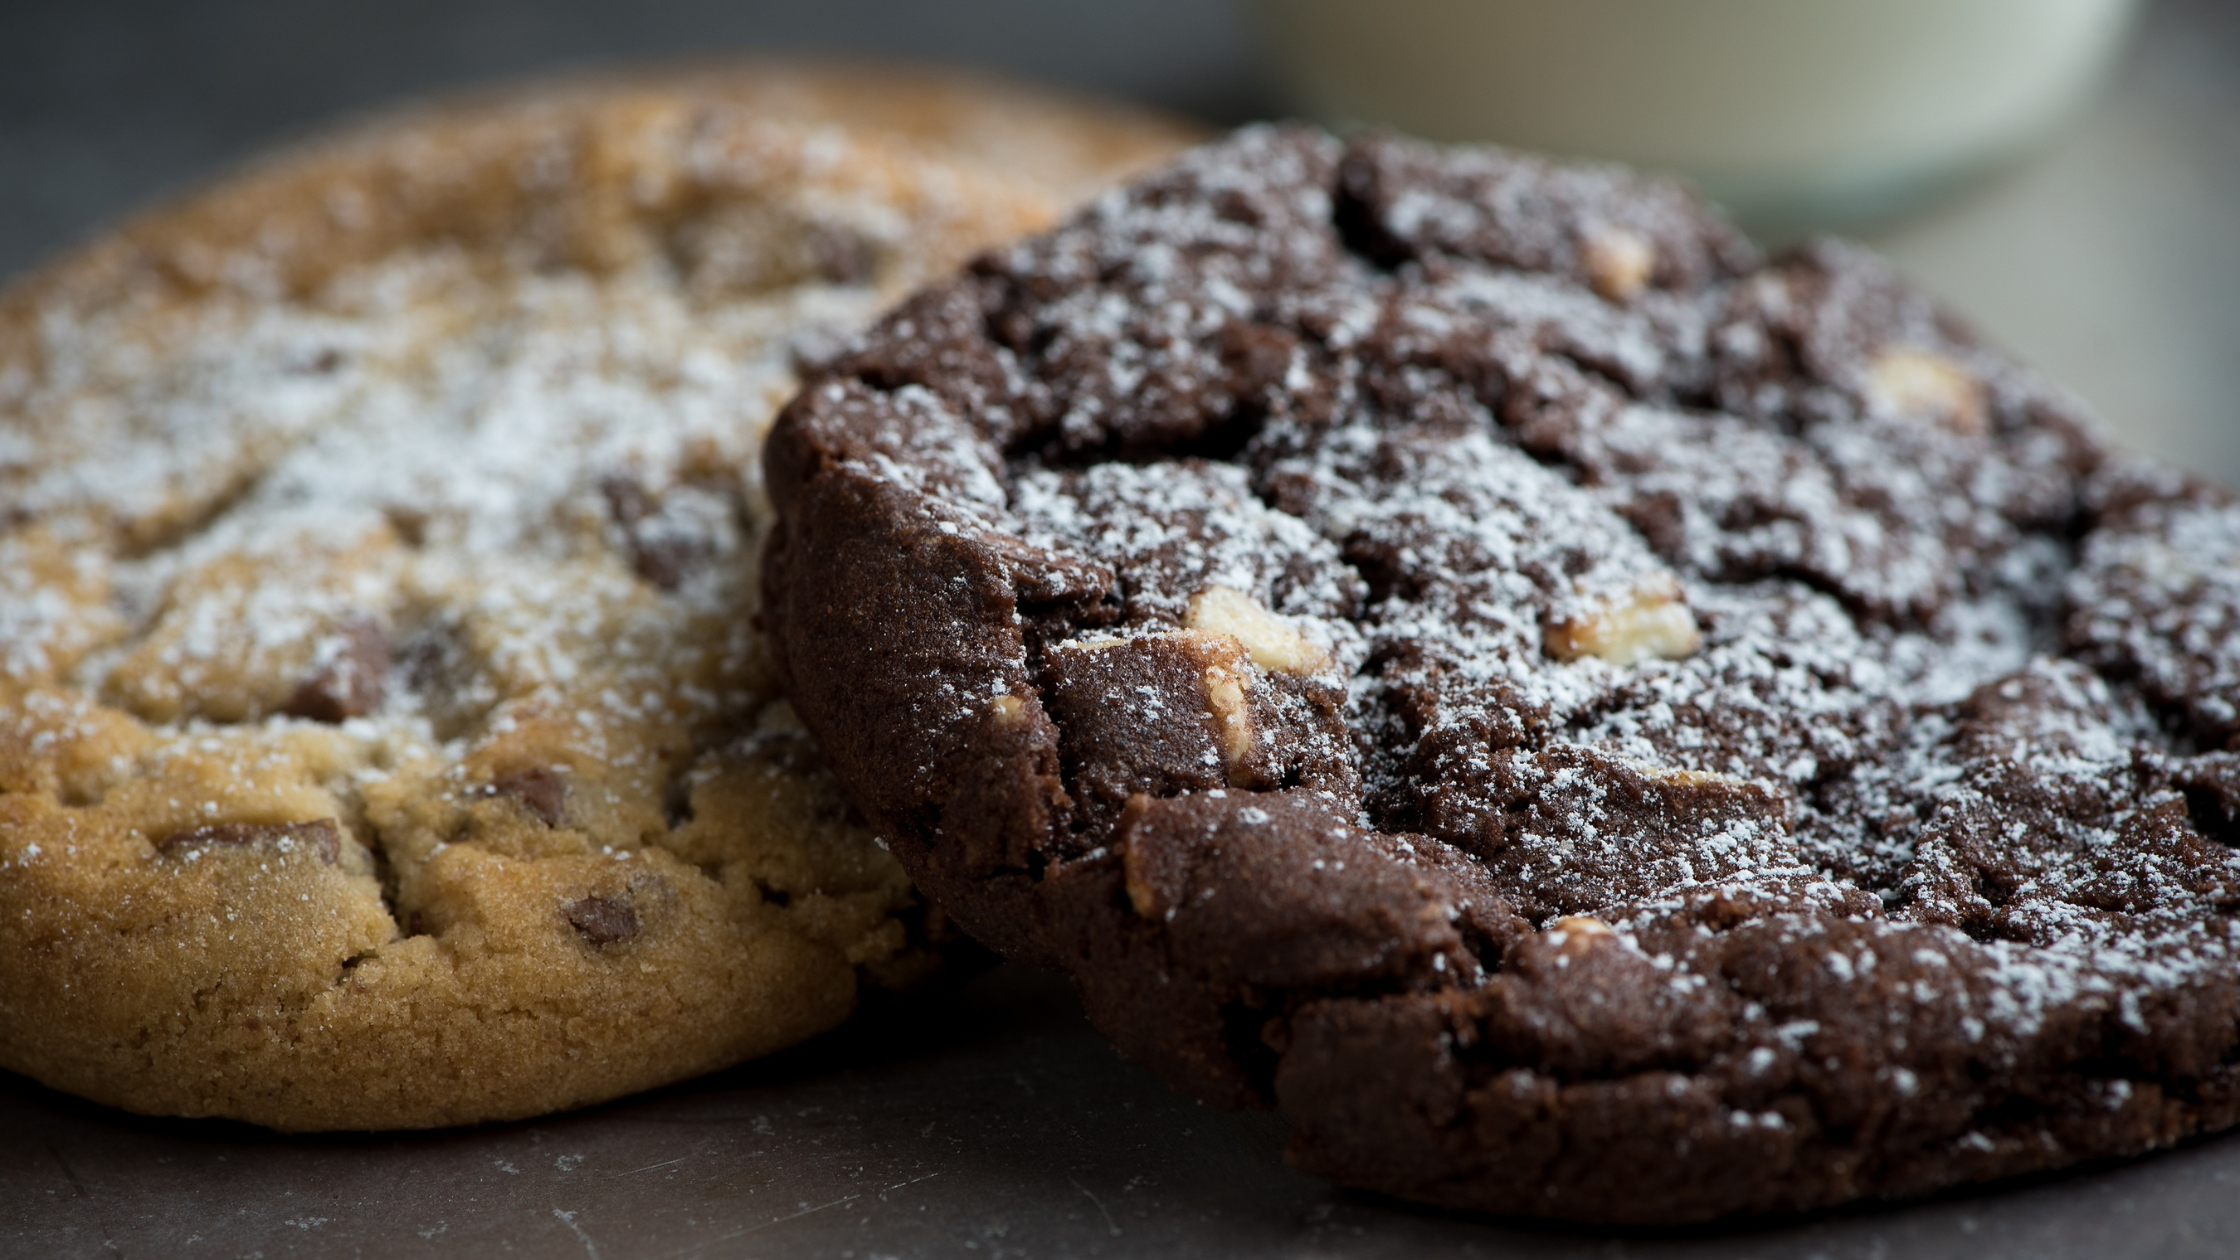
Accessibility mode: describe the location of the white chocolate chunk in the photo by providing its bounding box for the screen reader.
[1198,651,1255,774]
[1581,225,1656,303]
[1547,578,1701,666]
[1546,915,1613,956]
[1866,348,1987,435]
[1617,755,1752,790]
[1186,585,1330,676]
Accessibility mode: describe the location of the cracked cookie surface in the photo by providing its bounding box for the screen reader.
[0,69,1189,1130]
[762,126,2240,1222]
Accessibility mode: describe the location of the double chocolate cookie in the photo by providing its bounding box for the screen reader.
[0,69,1187,1130]
[763,126,2240,1221]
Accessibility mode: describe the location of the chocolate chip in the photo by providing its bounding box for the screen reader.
[477,767,569,827]
[293,346,345,375]
[600,473,653,527]
[662,773,696,828]
[598,474,708,589]
[157,819,341,865]
[630,535,706,590]
[395,627,450,691]
[564,895,638,946]
[806,224,879,286]
[281,617,388,722]
[382,504,429,547]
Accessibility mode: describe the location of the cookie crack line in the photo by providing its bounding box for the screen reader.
[765,122,2240,1222]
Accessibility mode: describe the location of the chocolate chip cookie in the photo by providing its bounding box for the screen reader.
[762,126,2240,1222]
[0,68,1188,1130]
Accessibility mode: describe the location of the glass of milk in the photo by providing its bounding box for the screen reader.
[1254,0,2142,235]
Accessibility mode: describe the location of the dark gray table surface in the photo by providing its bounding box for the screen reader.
[10,962,2240,1260]
[6,1,2240,1256]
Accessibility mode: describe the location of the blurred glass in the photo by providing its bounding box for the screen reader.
[1253,0,2142,236]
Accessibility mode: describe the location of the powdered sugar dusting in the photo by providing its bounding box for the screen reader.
[799,123,2240,1071]
[1,109,1053,805]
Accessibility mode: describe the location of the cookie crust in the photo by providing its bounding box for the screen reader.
[0,67,1187,1130]
[763,127,2240,1221]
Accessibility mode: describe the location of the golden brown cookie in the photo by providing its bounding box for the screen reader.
[0,66,1190,1131]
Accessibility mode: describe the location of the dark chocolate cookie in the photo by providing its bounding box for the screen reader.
[762,126,2240,1223]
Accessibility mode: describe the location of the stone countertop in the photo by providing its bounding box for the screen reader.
[9,961,2240,1260]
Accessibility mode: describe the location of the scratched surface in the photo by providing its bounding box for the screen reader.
[6,961,2240,1260]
